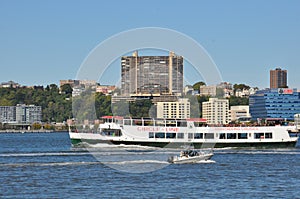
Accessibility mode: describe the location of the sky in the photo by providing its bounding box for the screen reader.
[0,0,300,89]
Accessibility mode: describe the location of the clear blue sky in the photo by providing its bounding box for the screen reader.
[0,0,299,89]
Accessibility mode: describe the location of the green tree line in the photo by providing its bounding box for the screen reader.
[0,84,249,122]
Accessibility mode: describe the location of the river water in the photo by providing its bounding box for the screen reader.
[0,132,299,198]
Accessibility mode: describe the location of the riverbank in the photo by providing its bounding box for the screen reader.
[0,129,64,133]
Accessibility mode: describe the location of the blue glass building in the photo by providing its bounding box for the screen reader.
[249,88,300,121]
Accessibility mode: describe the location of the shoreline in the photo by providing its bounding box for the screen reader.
[0,130,67,133]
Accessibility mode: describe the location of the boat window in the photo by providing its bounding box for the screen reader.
[254,132,264,139]
[116,119,123,125]
[166,120,176,127]
[227,133,237,139]
[133,119,142,126]
[177,120,187,127]
[194,133,203,139]
[188,133,193,139]
[155,120,165,126]
[155,132,165,138]
[204,133,214,139]
[101,129,122,137]
[265,132,273,139]
[149,132,154,138]
[124,119,131,126]
[177,133,184,139]
[219,133,226,139]
[166,133,176,139]
[144,120,153,126]
[194,122,205,127]
[238,133,248,139]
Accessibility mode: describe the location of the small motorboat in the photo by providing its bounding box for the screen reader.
[168,149,213,164]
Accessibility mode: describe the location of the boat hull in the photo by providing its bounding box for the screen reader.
[168,153,213,164]
[70,137,298,148]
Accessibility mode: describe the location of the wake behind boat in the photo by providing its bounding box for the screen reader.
[69,116,299,149]
[167,149,213,164]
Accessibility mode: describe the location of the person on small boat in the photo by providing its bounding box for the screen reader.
[180,150,199,157]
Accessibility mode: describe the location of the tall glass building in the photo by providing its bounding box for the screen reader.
[249,88,300,121]
[121,51,183,96]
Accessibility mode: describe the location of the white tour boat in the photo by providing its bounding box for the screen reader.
[69,116,299,148]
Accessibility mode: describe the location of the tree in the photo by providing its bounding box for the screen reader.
[129,99,153,118]
[192,81,206,91]
[61,84,73,96]
[229,96,249,107]
[233,84,250,93]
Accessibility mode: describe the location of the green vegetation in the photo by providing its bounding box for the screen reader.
[229,96,249,107]
[0,84,249,122]
[0,86,72,122]
[233,84,250,93]
[192,81,206,91]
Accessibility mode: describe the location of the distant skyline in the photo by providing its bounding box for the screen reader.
[1,0,300,89]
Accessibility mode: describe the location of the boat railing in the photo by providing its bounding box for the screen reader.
[121,117,190,128]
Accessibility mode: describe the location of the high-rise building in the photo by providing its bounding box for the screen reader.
[202,98,229,125]
[270,67,287,88]
[121,51,183,96]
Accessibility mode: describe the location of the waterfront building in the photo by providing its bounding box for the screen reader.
[270,67,287,88]
[0,106,16,123]
[249,88,300,121]
[121,51,183,96]
[157,98,190,119]
[229,105,251,122]
[202,98,229,125]
[15,104,42,124]
[0,104,42,124]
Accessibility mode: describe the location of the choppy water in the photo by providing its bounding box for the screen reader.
[0,132,299,198]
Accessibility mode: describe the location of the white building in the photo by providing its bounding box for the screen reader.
[200,85,217,96]
[229,105,251,122]
[202,98,229,125]
[72,86,86,97]
[0,104,42,124]
[15,104,42,124]
[157,98,190,119]
[0,106,16,123]
[235,88,258,97]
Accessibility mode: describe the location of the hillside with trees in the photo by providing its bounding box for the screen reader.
[0,84,250,122]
